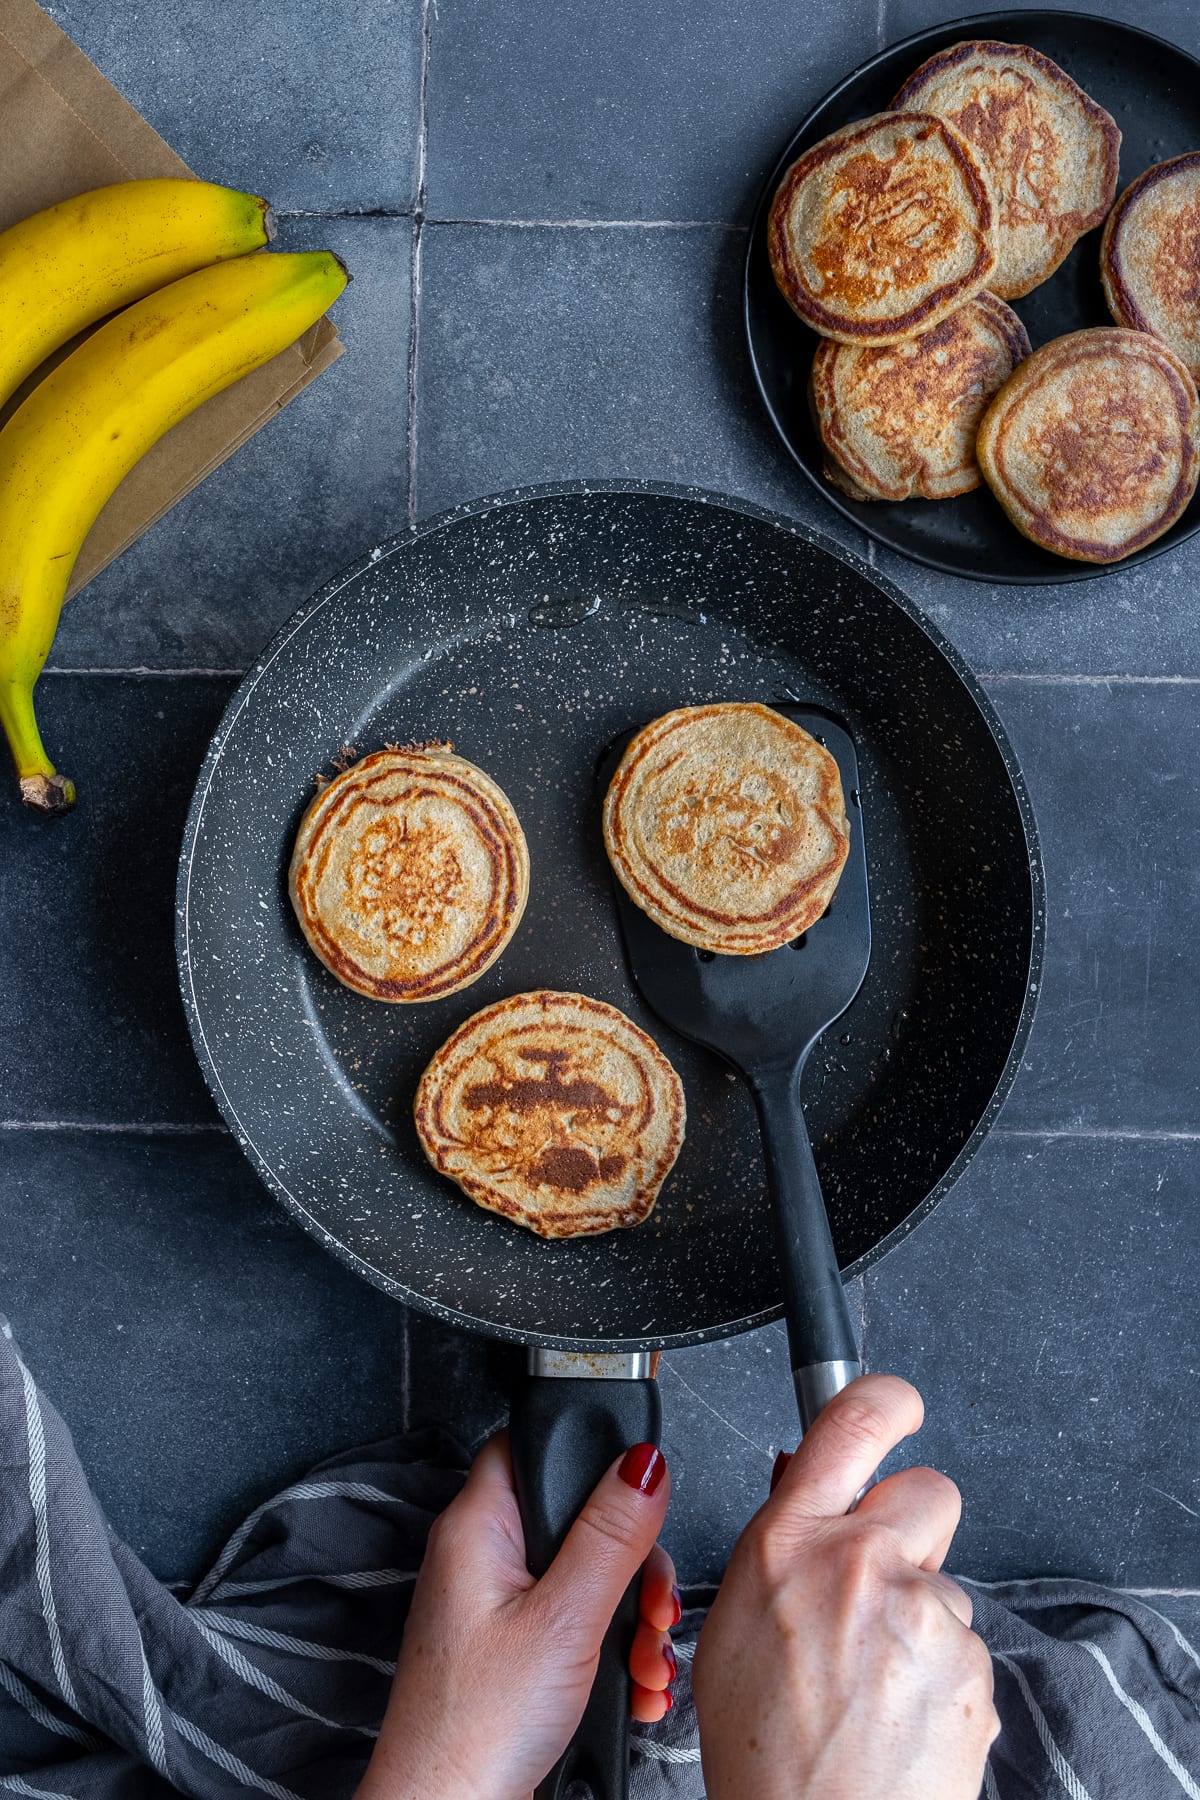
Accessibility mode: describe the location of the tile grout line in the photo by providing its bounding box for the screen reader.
[982,672,1200,686]
[406,0,433,534]
[0,1120,228,1135]
[997,1126,1200,1143]
[277,206,746,230]
[42,666,1200,685]
[276,207,414,221]
[43,667,246,678]
[427,216,747,230]
[5,1121,1199,1144]
[400,1308,411,1436]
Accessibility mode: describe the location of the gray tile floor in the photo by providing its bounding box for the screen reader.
[3,0,1197,1633]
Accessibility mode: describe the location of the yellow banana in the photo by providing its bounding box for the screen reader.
[0,179,274,415]
[0,249,348,812]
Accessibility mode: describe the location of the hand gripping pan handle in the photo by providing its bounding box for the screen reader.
[510,1352,661,1800]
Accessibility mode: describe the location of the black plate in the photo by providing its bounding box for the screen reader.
[744,10,1200,584]
[176,483,1043,1351]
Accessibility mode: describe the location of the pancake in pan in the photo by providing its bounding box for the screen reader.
[414,990,686,1238]
[1102,154,1200,380]
[977,327,1200,564]
[812,290,1031,501]
[892,41,1120,301]
[768,110,996,345]
[289,745,529,1002]
[603,702,849,956]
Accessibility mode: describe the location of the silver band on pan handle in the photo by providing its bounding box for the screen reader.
[529,1348,655,1381]
[793,1359,877,1503]
[793,1357,862,1431]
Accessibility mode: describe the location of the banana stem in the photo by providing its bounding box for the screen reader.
[0,679,75,813]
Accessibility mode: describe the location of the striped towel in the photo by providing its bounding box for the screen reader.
[0,1317,1196,1799]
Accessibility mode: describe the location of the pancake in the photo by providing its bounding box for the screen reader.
[811,290,1031,501]
[603,703,849,956]
[892,41,1120,300]
[768,110,997,345]
[289,745,529,1002]
[414,990,686,1238]
[1101,154,1200,380]
[976,327,1200,563]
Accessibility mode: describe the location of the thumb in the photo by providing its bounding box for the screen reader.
[770,1373,923,1524]
[530,1444,670,1651]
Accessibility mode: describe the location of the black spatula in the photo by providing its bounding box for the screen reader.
[603,704,871,1432]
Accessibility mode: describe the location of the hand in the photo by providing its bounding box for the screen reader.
[355,1432,679,1800]
[693,1375,998,1800]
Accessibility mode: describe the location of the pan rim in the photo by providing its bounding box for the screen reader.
[742,8,1200,585]
[176,479,1045,1352]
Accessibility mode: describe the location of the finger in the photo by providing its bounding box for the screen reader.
[853,1465,962,1570]
[640,1542,681,1629]
[630,1619,677,1692]
[448,1429,517,1505]
[924,1569,974,1628]
[770,1450,793,1494]
[631,1683,672,1724]
[533,1444,671,1648]
[772,1375,924,1523]
[421,1431,533,1597]
[451,1432,527,1543]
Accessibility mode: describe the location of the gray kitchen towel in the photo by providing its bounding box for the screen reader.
[0,1315,1196,1800]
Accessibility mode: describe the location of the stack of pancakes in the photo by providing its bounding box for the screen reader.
[771,39,1200,562]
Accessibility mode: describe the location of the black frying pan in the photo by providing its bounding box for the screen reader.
[176,482,1043,1796]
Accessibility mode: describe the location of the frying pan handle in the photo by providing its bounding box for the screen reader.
[510,1357,661,1800]
[750,1063,863,1431]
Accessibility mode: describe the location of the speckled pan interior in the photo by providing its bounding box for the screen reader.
[177,483,1044,1351]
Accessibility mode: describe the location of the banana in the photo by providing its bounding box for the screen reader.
[0,179,274,416]
[0,249,348,812]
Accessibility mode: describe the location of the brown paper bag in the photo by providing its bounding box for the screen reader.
[0,0,344,596]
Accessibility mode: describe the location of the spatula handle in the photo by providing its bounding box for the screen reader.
[750,1063,862,1427]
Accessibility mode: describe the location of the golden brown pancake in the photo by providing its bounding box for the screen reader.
[892,41,1119,300]
[289,745,529,1002]
[1102,154,1200,380]
[768,110,997,345]
[812,290,1031,501]
[977,328,1200,563]
[603,703,849,956]
[414,990,686,1238]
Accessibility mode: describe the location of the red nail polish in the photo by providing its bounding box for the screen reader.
[618,1442,666,1495]
[663,1689,674,1713]
[770,1450,792,1494]
[663,1641,677,1681]
[670,1584,683,1627]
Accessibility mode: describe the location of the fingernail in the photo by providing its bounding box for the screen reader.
[663,1689,674,1713]
[670,1584,683,1627]
[662,1641,677,1681]
[770,1450,792,1494]
[618,1442,666,1495]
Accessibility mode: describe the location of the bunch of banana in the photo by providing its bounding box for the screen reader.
[0,179,348,813]
[0,179,274,414]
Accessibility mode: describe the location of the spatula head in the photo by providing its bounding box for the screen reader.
[602,705,871,1080]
